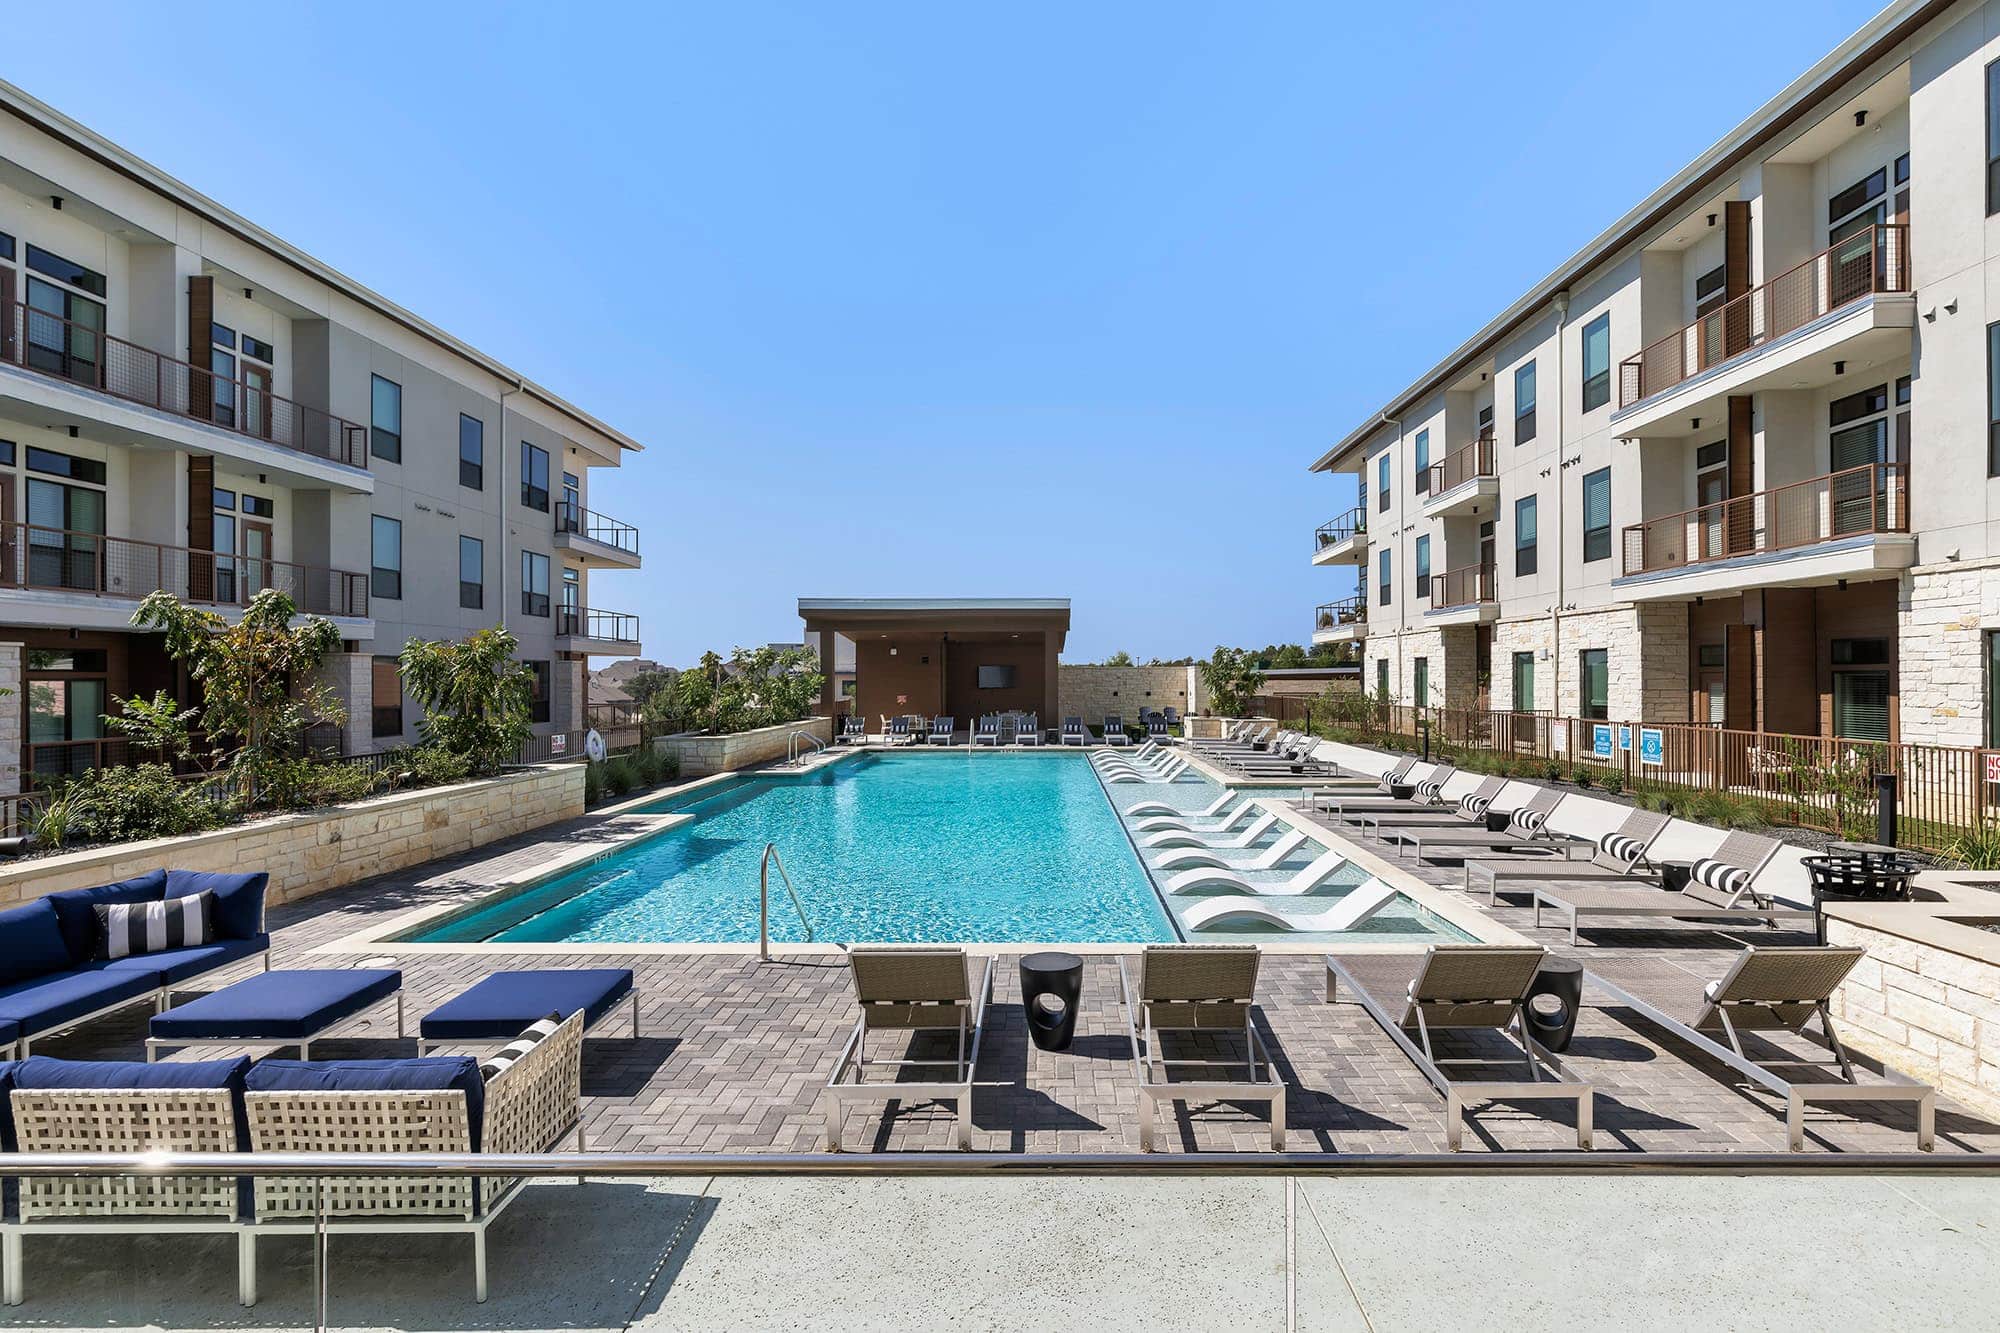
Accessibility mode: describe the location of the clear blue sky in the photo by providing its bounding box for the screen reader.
[33,0,1886,664]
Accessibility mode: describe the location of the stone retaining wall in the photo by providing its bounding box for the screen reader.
[655,716,834,778]
[1826,915,2000,1119]
[0,763,585,910]
[1057,665,1202,723]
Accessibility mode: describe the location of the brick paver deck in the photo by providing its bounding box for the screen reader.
[40,797,2000,1156]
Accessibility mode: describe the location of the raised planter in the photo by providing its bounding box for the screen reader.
[653,716,834,778]
[0,764,585,911]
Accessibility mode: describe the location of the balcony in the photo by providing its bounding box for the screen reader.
[1426,563,1497,626]
[1312,595,1367,645]
[554,502,642,569]
[0,522,370,626]
[1613,225,1912,437]
[1312,509,1368,565]
[557,606,642,655]
[1421,438,1498,518]
[1615,463,1913,601]
[1,301,370,477]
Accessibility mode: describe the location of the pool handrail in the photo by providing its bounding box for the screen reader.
[760,842,816,958]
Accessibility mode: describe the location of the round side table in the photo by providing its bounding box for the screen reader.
[1523,957,1585,1054]
[1019,951,1084,1052]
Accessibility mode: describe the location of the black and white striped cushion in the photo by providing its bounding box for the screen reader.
[479,1012,565,1082]
[94,891,213,960]
[1599,832,1647,865]
[1689,858,1750,900]
[1508,807,1549,837]
[1416,778,1445,804]
[1459,793,1494,817]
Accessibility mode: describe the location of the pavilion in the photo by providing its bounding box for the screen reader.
[797,598,1071,732]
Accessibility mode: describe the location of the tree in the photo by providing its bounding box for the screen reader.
[1199,646,1266,719]
[120,588,344,807]
[398,627,537,775]
[1102,650,1135,667]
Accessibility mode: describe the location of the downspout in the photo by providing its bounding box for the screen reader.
[498,379,524,634]
[1550,291,1570,716]
[1378,413,1402,707]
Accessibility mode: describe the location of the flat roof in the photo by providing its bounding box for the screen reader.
[0,79,643,455]
[1308,0,1944,474]
[798,598,1070,613]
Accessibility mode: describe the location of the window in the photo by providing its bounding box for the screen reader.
[242,335,274,363]
[1829,168,1888,245]
[1580,314,1610,412]
[1375,658,1389,700]
[25,245,106,297]
[25,648,108,779]
[23,271,104,383]
[1694,264,1727,317]
[527,660,552,724]
[1413,429,1431,495]
[26,448,106,485]
[1514,495,1538,576]
[1988,633,2000,748]
[1376,453,1390,512]
[521,550,550,617]
[1511,652,1535,713]
[370,515,402,600]
[25,470,105,591]
[1514,361,1536,444]
[1991,59,2000,214]
[212,323,236,350]
[459,415,484,490]
[241,493,273,518]
[521,442,550,511]
[371,656,403,738]
[370,375,401,463]
[1414,534,1430,599]
[1989,322,2000,477]
[1477,405,1494,440]
[459,535,484,610]
[1581,467,1611,563]
[1377,548,1392,607]
[1413,657,1429,709]
[1830,638,1891,741]
[0,231,13,262]
[1579,649,1608,721]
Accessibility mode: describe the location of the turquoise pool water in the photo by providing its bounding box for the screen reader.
[410,751,1177,944]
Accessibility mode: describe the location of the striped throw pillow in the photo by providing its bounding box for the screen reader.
[1458,793,1494,817]
[1508,807,1549,837]
[1416,778,1445,804]
[1599,832,1648,865]
[1689,857,1750,900]
[479,1012,565,1082]
[94,891,214,960]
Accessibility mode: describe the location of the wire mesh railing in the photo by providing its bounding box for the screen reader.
[1622,464,1908,575]
[1424,437,1496,497]
[0,521,369,616]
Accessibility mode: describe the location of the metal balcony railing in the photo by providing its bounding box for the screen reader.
[558,607,640,642]
[1618,224,1910,409]
[1424,437,1496,497]
[555,501,640,556]
[1314,508,1366,552]
[1314,596,1366,633]
[1621,463,1908,576]
[1,301,369,468]
[1429,563,1496,610]
[0,521,369,616]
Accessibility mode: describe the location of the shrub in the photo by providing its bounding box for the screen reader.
[1943,824,2000,871]
[34,764,226,850]
[1543,762,1563,782]
[1574,770,1593,790]
[603,757,637,797]
[584,762,606,805]
[1602,771,1624,797]
[389,746,474,790]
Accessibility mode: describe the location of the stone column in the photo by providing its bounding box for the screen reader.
[313,652,371,757]
[555,658,585,734]
[0,643,21,795]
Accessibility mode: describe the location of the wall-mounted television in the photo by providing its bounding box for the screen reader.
[977,665,1016,689]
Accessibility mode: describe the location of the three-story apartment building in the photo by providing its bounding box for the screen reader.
[0,81,644,794]
[1311,0,2000,751]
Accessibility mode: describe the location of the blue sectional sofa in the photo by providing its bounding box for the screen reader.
[0,869,269,1056]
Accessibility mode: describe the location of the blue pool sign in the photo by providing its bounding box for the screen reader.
[1592,724,1613,760]
[1618,725,1632,752]
[1640,727,1665,767]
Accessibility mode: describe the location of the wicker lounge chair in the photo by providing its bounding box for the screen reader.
[824,946,994,1151]
[1587,946,1934,1150]
[1530,833,1808,944]
[1117,944,1285,1151]
[1324,944,1593,1150]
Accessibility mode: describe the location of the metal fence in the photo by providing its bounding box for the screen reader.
[1245,696,1996,856]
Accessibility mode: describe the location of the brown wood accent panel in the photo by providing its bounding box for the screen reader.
[1723,201,1752,357]
[1724,621,1756,735]
[187,454,214,602]
[1757,588,1817,735]
[1727,396,1754,554]
[854,634,945,727]
[1813,580,1899,742]
[0,267,13,362]
[186,276,214,419]
[944,637,1048,722]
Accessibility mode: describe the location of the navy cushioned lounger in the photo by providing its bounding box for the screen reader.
[419,969,635,1045]
[148,969,401,1059]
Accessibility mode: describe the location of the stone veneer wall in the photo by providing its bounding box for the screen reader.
[1491,616,1554,712]
[1898,561,1998,747]
[1635,602,1691,721]
[0,643,19,796]
[0,763,585,910]
[1826,916,2000,1120]
[656,715,834,778]
[1368,627,1478,708]
[1057,665,1202,722]
[313,652,372,760]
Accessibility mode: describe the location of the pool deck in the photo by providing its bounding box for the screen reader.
[40,791,2000,1156]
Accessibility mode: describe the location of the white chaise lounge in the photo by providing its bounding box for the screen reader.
[1180,879,1401,933]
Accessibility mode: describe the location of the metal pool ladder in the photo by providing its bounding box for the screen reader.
[785,729,826,766]
[759,842,815,959]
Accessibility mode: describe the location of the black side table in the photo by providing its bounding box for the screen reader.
[1523,957,1585,1054]
[1659,861,1694,894]
[1019,951,1084,1052]
[1483,810,1511,833]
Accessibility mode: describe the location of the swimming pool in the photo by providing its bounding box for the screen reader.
[409,750,1178,944]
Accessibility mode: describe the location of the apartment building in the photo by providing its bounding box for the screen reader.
[1310,0,2000,752]
[0,81,645,794]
